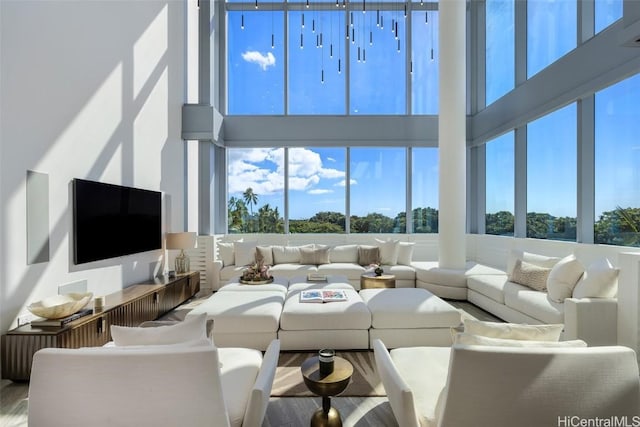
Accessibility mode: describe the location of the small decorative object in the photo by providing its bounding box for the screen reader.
[168,270,176,278]
[370,262,384,276]
[240,258,273,284]
[166,232,197,274]
[93,296,105,312]
[318,348,335,376]
[27,292,93,319]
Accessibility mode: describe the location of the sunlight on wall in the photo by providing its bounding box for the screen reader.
[134,5,168,99]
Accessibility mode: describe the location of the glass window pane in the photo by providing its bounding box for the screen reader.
[350,148,406,232]
[527,104,577,241]
[350,10,406,114]
[595,0,623,33]
[485,132,514,235]
[594,73,640,247]
[227,148,285,233]
[527,0,576,78]
[227,11,284,114]
[411,10,439,114]
[288,148,347,233]
[412,148,438,233]
[288,11,346,114]
[485,0,514,105]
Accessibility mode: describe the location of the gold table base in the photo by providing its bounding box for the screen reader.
[311,405,342,427]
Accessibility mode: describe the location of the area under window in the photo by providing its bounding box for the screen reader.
[527,103,577,241]
[485,132,514,236]
[485,0,514,105]
[412,148,438,233]
[594,73,640,247]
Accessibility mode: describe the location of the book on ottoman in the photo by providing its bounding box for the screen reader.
[300,290,348,303]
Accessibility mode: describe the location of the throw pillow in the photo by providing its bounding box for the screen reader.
[463,319,564,342]
[546,254,585,302]
[572,257,619,299]
[329,245,359,263]
[396,242,415,266]
[358,245,380,266]
[453,333,587,348]
[510,259,551,291]
[300,247,330,265]
[256,245,274,266]
[218,242,235,267]
[234,241,257,266]
[272,245,307,264]
[375,238,399,265]
[111,313,208,346]
[507,250,560,279]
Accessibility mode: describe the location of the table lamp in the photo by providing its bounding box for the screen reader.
[165,232,197,274]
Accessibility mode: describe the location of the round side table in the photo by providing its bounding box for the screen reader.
[360,272,396,289]
[301,356,353,427]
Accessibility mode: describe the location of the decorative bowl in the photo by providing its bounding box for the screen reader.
[239,277,274,285]
[27,292,93,319]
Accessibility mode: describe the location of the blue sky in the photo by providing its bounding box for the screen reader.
[226,0,635,221]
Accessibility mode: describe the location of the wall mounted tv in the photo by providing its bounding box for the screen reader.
[73,179,162,264]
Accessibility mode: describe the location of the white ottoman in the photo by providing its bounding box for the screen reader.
[279,284,371,351]
[360,288,462,348]
[218,276,289,294]
[186,290,284,350]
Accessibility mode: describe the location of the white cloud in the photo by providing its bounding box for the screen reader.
[242,51,276,70]
[327,157,336,162]
[336,179,357,187]
[308,189,333,195]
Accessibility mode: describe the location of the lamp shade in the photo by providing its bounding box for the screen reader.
[165,232,197,250]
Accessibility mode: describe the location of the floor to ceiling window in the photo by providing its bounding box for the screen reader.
[526,103,577,241]
[594,73,640,247]
[485,0,514,105]
[485,132,514,235]
[412,147,438,233]
[595,0,623,34]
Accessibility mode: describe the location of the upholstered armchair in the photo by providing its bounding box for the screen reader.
[373,339,640,427]
[28,339,280,427]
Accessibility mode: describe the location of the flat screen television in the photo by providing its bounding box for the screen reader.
[73,179,162,264]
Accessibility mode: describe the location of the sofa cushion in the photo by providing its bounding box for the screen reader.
[503,282,564,324]
[453,333,586,348]
[328,245,359,263]
[221,265,246,282]
[413,261,467,288]
[507,250,560,279]
[218,347,263,427]
[317,263,366,279]
[467,274,508,304]
[256,245,274,266]
[547,254,585,302]
[235,241,257,266]
[396,242,415,266]
[510,259,551,292]
[110,314,208,346]
[375,238,399,265]
[463,319,564,341]
[300,246,330,265]
[385,264,417,281]
[218,242,235,267]
[572,257,619,299]
[358,245,380,266]
[269,263,317,277]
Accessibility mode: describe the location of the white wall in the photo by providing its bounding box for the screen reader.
[0,1,186,336]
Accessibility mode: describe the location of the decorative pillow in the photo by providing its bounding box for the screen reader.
[234,241,257,266]
[375,238,399,265]
[546,254,585,302]
[572,257,619,299]
[139,319,215,342]
[507,250,560,279]
[463,319,563,342]
[396,242,415,266]
[300,246,330,265]
[256,245,274,266]
[272,245,306,264]
[218,242,235,267]
[111,314,208,346]
[453,333,587,348]
[358,245,380,266]
[329,245,358,263]
[510,259,551,291]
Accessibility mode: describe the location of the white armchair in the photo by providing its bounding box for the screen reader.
[28,339,280,427]
[373,339,640,427]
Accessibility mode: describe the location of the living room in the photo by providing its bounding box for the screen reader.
[2,0,640,425]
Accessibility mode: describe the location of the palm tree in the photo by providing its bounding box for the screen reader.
[243,188,259,215]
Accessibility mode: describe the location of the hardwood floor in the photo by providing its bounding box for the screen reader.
[0,300,498,426]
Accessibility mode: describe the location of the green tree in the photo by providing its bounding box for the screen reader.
[228,196,248,233]
[242,188,259,232]
[485,211,514,236]
[595,206,640,247]
[412,207,439,233]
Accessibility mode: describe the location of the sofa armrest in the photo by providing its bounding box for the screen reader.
[212,260,223,291]
[563,298,617,345]
[242,339,281,427]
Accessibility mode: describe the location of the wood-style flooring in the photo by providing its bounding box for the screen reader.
[0,301,497,427]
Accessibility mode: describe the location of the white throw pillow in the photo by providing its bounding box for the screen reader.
[507,250,560,279]
[234,241,257,266]
[111,314,208,346]
[463,319,564,342]
[375,238,399,265]
[218,242,235,267]
[546,254,585,302]
[510,259,551,291]
[396,242,415,266]
[572,257,619,299]
[256,245,274,265]
[454,333,587,348]
[272,245,307,264]
[328,245,358,263]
